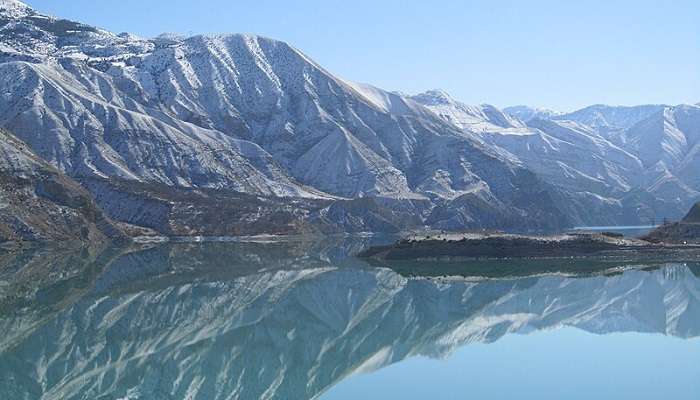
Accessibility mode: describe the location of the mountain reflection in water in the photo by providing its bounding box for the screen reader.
[0,238,699,400]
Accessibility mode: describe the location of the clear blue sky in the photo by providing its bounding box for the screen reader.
[23,0,700,111]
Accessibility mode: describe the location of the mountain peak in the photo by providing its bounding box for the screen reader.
[410,91,526,131]
[0,0,29,8]
[555,103,667,131]
[412,89,455,106]
[0,0,31,18]
[503,105,561,123]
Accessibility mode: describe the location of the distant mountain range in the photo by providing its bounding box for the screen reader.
[0,0,698,239]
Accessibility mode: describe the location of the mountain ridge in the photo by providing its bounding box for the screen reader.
[0,1,581,236]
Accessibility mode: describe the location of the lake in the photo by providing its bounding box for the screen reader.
[571,225,660,237]
[0,237,698,399]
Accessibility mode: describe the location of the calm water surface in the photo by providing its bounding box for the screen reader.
[571,225,659,237]
[0,237,698,399]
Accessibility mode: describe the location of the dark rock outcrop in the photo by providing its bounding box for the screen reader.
[0,129,125,242]
[644,202,700,243]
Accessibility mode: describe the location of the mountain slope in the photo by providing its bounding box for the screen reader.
[0,128,124,241]
[553,103,667,142]
[503,105,561,122]
[0,60,325,198]
[683,202,700,223]
[621,105,700,205]
[418,89,700,223]
[412,91,658,224]
[410,90,524,131]
[413,91,644,194]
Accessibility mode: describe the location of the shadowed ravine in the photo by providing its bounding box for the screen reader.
[0,240,699,400]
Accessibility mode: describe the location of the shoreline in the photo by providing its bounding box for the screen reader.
[358,232,700,261]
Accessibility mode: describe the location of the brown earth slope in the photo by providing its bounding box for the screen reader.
[0,129,125,242]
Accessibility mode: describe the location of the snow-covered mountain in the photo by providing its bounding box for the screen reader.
[625,105,700,170]
[503,105,562,123]
[545,104,700,213]
[0,1,506,200]
[416,89,700,222]
[414,93,643,195]
[1,242,698,399]
[410,90,524,131]
[554,103,667,133]
[0,0,585,233]
[622,105,700,201]
[0,0,698,235]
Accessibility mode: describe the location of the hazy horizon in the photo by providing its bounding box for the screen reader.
[22,0,700,111]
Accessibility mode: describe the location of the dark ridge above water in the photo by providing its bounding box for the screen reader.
[358,232,700,263]
[645,202,700,244]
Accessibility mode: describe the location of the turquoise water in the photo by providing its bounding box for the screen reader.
[571,225,660,237]
[0,239,698,399]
